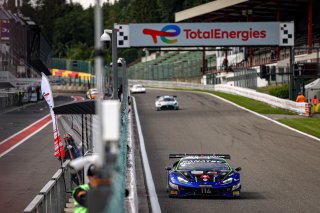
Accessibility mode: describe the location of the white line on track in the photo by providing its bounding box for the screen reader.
[0,114,52,158]
[132,96,161,213]
[205,92,320,142]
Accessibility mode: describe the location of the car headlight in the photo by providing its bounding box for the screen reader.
[169,181,179,190]
[232,183,241,191]
[222,178,233,184]
[177,176,189,184]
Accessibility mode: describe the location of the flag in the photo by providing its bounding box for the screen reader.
[41,72,65,158]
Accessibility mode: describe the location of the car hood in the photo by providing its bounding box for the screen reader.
[157,101,176,105]
[169,170,240,186]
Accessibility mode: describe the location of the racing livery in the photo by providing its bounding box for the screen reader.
[165,154,241,198]
[155,95,179,111]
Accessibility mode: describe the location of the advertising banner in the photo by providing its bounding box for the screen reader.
[0,20,10,41]
[115,22,294,48]
[41,73,65,158]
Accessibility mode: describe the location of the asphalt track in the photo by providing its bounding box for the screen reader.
[0,95,73,213]
[133,89,320,213]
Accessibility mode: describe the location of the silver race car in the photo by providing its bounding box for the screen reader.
[155,96,179,111]
[130,84,146,94]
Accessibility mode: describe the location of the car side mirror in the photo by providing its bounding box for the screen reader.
[235,167,242,172]
[165,166,171,171]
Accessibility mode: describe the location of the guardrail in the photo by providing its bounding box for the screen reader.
[129,79,307,114]
[23,160,72,213]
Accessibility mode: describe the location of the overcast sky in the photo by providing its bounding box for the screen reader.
[72,0,114,9]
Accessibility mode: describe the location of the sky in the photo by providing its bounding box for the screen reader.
[72,0,114,9]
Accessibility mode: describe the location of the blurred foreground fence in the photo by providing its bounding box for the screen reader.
[23,86,129,212]
[23,160,72,213]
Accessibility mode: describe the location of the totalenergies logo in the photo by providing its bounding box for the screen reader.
[143,25,180,44]
[42,91,50,97]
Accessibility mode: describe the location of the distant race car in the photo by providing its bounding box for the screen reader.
[155,95,179,111]
[165,154,241,198]
[130,84,146,94]
[86,88,99,99]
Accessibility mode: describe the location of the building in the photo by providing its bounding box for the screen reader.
[0,6,51,90]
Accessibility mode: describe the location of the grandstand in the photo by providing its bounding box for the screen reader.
[128,51,216,83]
[128,0,320,100]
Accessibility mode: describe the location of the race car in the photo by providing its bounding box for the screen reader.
[165,154,241,198]
[155,96,179,111]
[86,88,99,99]
[130,84,146,94]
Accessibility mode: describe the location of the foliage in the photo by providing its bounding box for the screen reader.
[9,0,216,61]
[278,118,320,138]
[208,91,295,115]
[268,84,289,99]
[257,84,289,99]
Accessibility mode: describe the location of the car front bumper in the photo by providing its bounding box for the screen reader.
[168,185,241,198]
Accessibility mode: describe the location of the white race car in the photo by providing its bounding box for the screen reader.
[130,84,146,94]
[155,96,179,111]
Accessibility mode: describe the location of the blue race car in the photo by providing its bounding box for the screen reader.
[165,154,241,198]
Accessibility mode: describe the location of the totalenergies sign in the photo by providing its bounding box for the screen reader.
[115,22,294,47]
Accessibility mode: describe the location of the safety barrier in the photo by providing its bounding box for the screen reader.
[23,160,72,213]
[305,103,313,117]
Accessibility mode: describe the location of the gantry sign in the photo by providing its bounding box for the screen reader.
[115,22,294,48]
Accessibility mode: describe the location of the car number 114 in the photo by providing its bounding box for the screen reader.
[201,188,211,194]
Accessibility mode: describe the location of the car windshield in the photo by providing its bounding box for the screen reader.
[177,159,230,171]
[164,97,174,102]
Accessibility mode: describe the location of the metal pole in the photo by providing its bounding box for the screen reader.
[112,29,118,100]
[289,47,294,101]
[308,0,313,49]
[88,1,109,211]
[122,60,127,91]
[93,0,104,163]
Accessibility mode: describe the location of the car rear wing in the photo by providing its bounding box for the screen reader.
[156,96,177,99]
[169,154,231,159]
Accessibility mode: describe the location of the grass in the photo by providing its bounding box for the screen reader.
[207,90,320,138]
[278,118,320,138]
[204,90,295,115]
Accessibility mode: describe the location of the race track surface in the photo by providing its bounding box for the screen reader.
[133,89,320,213]
[0,95,73,213]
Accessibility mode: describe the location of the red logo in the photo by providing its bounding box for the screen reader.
[42,92,50,97]
[143,25,181,44]
[200,174,210,179]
